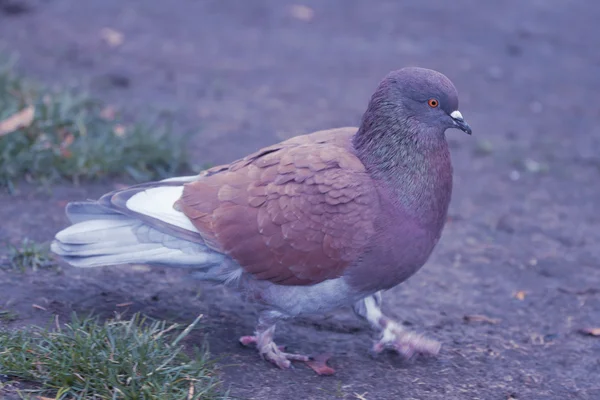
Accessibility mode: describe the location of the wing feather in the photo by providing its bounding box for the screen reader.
[180,127,380,285]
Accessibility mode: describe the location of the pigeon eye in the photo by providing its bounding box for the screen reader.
[428,99,439,108]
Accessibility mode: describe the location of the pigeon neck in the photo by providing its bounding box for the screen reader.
[352,121,453,230]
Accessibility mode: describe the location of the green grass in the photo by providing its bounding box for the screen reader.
[0,313,225,399]
[0,56,190,192]
[0,238,57,272]
[0,310,18,323]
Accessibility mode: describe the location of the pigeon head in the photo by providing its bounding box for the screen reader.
[379,67,472,136]
[353,67,471,175]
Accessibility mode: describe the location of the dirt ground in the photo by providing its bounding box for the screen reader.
[1,1,600,399]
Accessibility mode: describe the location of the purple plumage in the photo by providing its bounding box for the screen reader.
[52,67,472,374]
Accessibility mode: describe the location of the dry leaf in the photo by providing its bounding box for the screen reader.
[100,105,117,120]
[61,133,75,148]
[60,148,73,158]
[514,290,526,301]
[464,314,501,324]
[187,379,195,400]
[0,106,35,136]
[579,327,600,336]
[37,397,56,400]
[113,124,126,137]
[58,132,74,158]
[101,27,124,47]
[290,4,314,21]
[116,302,133,307]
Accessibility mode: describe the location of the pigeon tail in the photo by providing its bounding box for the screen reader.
[51,214,221,269]
[51,182,225,271]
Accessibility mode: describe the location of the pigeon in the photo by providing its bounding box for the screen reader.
[51,67,471,375]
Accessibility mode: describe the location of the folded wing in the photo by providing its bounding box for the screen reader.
[180,128,380,285]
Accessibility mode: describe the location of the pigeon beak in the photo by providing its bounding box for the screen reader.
[450,110,472,135]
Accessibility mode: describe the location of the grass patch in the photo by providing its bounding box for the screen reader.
[0,310,18,323]
[0,313,224,399]
[0,238,56,272]
[0,56,190,192]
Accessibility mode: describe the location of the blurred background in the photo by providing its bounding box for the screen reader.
[0,1,599,399]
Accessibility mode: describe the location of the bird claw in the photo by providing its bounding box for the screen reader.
[239,335,311,370]
[239,335,258,347]
[372,326,441,359]
[239,335,335,374]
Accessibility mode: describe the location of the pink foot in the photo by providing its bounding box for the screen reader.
[239,335,334,374]
[240,335,286,351]
[373,324,441,358]
[239,335,257,346]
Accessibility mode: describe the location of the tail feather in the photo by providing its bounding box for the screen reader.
[56,245,214,268]
[65,201,124,223]
[52,196,224,269]
[55,219,138,244]
[52,240,158,257]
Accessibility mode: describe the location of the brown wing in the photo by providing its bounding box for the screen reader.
[179,128,380,285]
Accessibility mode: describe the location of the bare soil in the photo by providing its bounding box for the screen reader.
[1,1,600,399]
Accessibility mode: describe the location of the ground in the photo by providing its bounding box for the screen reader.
[1,1,600,399]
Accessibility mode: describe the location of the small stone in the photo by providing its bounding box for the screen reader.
[524,158,540,172]
[289,4,314,21]
[100,27,124,47]
[528,258,538,266]
[510,170,520,181]
[523,158,548,173]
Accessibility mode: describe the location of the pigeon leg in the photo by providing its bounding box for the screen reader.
[353,292,441,358]
[239,310,311,370]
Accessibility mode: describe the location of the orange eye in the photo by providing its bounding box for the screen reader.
[428,99,439,108]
